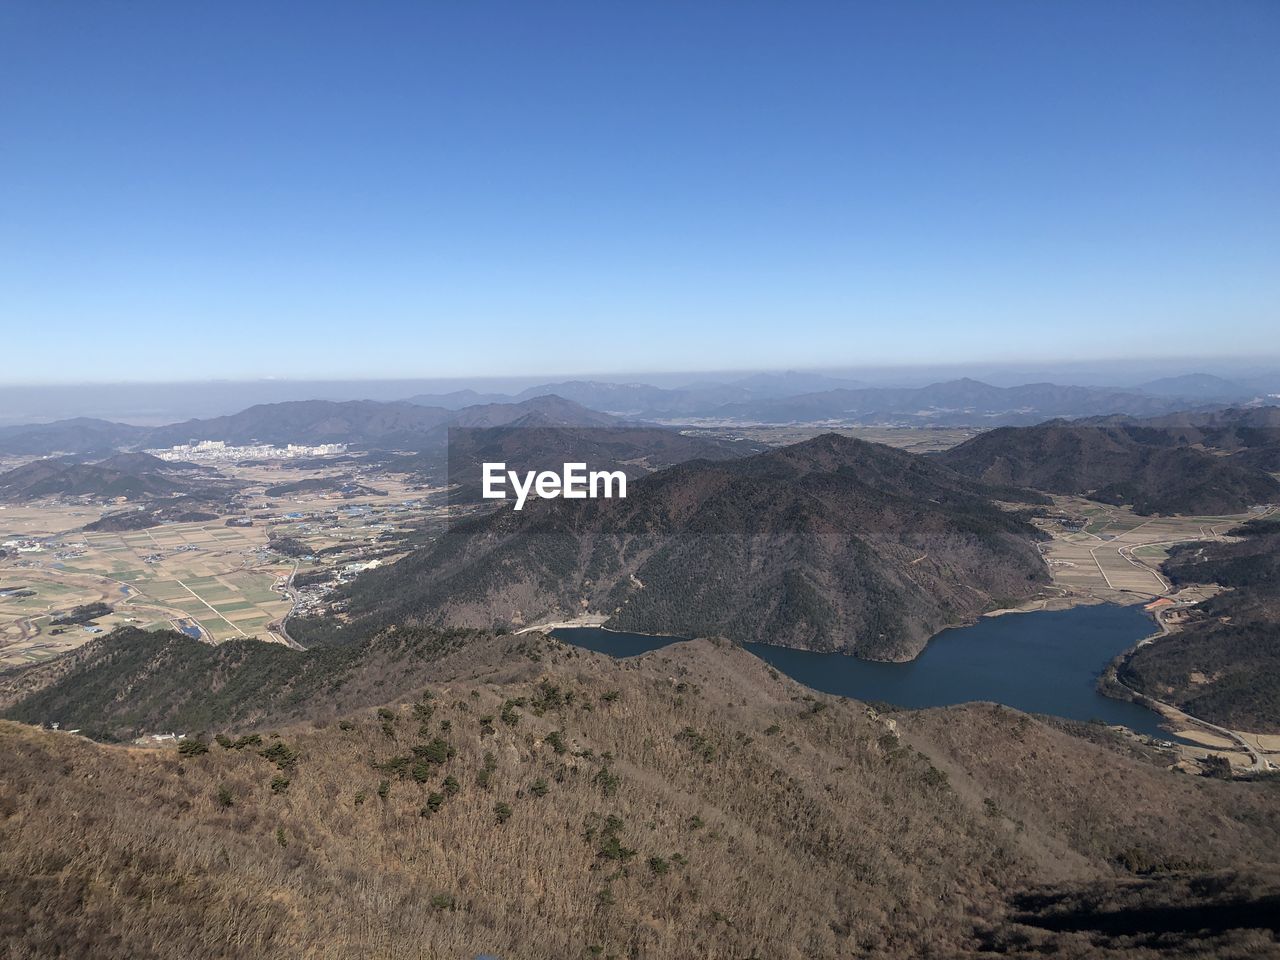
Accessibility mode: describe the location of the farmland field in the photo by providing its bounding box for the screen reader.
[1036,496,1265,603]
[0,463,445,666]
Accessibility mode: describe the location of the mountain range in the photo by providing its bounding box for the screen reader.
[428,425,766,501]
[707,379,1228,426]
[937,409,1280,515]
[0,452,235,504]
[298,434,1050,660]
[406,371,1276,423]
[8,373,1275,461]
[0,396,624,457]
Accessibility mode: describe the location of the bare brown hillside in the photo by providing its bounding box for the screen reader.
[2,635,1278,959]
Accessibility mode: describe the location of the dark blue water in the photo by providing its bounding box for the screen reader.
[553,604,1174,738]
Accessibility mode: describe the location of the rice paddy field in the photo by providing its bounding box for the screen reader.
[0,518,293,666]
[1037,496,1263,601]
[0,464,446,667]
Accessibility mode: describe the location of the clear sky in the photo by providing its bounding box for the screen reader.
[1,1,1277,383]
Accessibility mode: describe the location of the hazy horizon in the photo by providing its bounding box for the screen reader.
[3,355,1279,427]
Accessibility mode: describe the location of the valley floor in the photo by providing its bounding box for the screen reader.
[1029,499,1279,771]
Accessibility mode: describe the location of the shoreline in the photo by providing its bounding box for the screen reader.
[1097,613,1274,772]
[517,600,1273,771]
[513,614,608,635]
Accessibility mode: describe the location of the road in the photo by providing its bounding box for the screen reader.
[274,562,307,650]
[1117,604,1272,773]
[1113,672,1272,772]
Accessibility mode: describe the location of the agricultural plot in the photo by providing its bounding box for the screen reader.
[1,516,293,664]
[1039,497,1265,602]
[2,464,444,665]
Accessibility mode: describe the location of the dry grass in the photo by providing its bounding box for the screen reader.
[2,636,1278,959]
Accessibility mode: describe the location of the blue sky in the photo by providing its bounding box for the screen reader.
[1,1,1277,383]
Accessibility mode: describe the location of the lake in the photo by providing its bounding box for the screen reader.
[552,603,1174,738]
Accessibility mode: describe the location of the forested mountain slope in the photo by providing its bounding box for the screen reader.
[1119,517,1280,732]
[938,421,1280,515]
[301,434,1049,660]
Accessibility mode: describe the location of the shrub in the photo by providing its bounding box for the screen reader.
[545,730,568,755]
[1202,755,1234,780]
[377,779,391,801]
[478,752,498,790]
[921,765,949,789]
[597,833,635,861]
[430,893,455,910]
[414,738,455,765]
[676,727,715,762]
[270,775,291,794]
[648,856,669,876]
[215,785,234,808]
[275,827,287,848]
[442,775,460,796]
[493,801,513,824]
[593,767,621,797]
[378,707,396,738]
[259,742,299,771]
[531,681,566,713]
[1115,846,1155,874]
[178,739,208,758]
[529,778,549,797]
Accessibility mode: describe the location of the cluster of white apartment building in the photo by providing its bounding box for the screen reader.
[146,440,347,462]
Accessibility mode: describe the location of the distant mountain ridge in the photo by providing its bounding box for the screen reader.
[2,376,1275,462]
[300,434,1050,660]
[0,452,234,503]
[427,424,766,500]
[707,378,1220,426]
[936,409,1280,515]
[0,418,149,457]
[408,372,870,417]
[1133,373,1262,403]
[414,374,1255,424]
[0,395,625,457]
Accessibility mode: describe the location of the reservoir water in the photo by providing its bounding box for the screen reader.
[552,603,1173,738]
